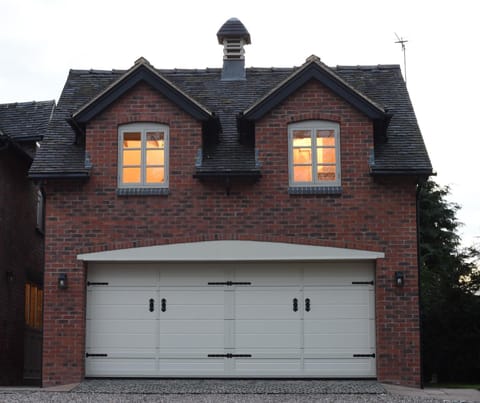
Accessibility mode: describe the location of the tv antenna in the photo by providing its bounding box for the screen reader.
[395,33,408,84]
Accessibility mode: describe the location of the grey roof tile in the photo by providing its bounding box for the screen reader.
[0,100,55,142]
[29,63,432,177]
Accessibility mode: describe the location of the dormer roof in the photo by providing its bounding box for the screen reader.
[243,55,387,121]
[72,57,213,127]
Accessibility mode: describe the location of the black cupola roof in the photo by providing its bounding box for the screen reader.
[217,17,251,44]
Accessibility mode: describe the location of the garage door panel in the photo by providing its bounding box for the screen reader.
[233,358,302,374]
[159,264,226,286]
[160,290,225,320]
[86,358,157,376]
[304,318,370,334]
[88,264,158,286]
[235,289,300,319]
[235,334,301,349]
[159,319,224,334]
[234,264,302,286]
[87,290,155,320]
[160,333,225,349]
[158,358,226,374]
[303,288,371,304]
[87,304,154,320]
[87,320,157,349]
[304,333,370,349]
[235,319,301,349]
[303,262,373,285]
[87,332,156,350]
[304,357,376,376]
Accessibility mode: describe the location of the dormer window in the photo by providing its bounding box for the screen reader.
[288,121,341,189]
[118,123,169,189]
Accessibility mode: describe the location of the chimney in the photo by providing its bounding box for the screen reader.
[217,18,251,81]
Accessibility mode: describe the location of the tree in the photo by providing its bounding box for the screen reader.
[419,179,480,383]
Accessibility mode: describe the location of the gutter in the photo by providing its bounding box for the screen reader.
[29,172,90,180]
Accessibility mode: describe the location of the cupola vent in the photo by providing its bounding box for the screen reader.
[217,18,251,81]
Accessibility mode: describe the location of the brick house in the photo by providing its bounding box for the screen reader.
[0,100,54,385]
[29,18,432,387]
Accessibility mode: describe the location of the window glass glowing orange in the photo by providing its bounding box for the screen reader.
[146,167,164,183]
[317,148,336,164]
[146,150,164,165]
[147,132,164,148]
[317,165,336,180]
[123,150,141,165]
[293,148,312,164]
[123,167,141,183]
[123,132,141,148]
[294,166,312,182]
[293,130,311,146]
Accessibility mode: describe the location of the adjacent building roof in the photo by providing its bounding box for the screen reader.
[0,100,55,143]
[29,57,432,178]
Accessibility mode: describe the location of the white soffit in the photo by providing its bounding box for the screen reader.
[77,240,384,262]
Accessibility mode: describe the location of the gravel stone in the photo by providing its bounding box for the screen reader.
[0,380,474,402]
[72,379,386,394]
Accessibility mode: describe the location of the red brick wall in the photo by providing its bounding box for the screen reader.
[42,81,421,386]
[0,148,44,385]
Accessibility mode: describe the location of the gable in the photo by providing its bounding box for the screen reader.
[242,57,388,122]
[72,59,213,127]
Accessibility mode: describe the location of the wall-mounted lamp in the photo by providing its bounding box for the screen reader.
[6,271,14,284]
[58,273,68,289]
[395,271,404,287]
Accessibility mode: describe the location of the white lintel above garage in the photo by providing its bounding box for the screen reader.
[77,240,384,262]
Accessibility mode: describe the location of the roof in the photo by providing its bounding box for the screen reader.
[217,17,251,44]
[29,59,433,178]
[0,100,55,142]
[77,240,385,262]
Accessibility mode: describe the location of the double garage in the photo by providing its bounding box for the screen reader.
[80,241,383,379]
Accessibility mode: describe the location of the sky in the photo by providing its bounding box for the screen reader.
[1,0,479,247]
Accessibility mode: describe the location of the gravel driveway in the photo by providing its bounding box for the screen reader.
[0,380,477,402]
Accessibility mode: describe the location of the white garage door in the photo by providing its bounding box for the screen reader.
[86,262,375,377]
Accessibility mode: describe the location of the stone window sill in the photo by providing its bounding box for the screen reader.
[116,188,170,196]
[288,186,342,195]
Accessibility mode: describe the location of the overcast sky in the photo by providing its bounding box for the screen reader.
[1,0,478,247]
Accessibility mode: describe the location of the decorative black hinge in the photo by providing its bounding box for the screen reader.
[351,281,374,285]
[86,353,108,357]
[87,282,109,286]
[207,281,252,286]
[353,353,376,358]
[208,353,252,358]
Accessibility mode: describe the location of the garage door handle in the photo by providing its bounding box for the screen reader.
[161,298,166,312]
[305,298,311,312]
[149,298,154,312]
[293,298,298,312]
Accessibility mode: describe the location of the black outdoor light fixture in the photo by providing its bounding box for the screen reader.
[58,273,68,289]
[395,271,404,287]
[6,270,14,284]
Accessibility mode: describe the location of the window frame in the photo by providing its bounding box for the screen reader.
[118,123,169,189]
[288,120,341,188]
